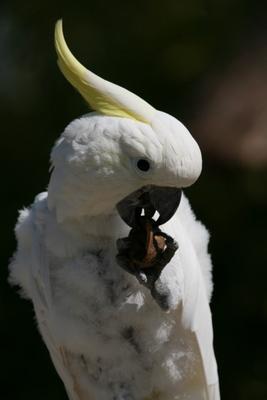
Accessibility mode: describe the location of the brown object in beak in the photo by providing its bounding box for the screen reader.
[136,219,166,268]
[130,218,167,269]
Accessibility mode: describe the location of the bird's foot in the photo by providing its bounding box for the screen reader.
[116,235,177,311]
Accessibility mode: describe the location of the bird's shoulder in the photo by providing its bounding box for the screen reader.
[8,192,49,299]
[175,194,213,302]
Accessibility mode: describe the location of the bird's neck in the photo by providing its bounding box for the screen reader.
[73,211,127,234]
[53,210,130,257]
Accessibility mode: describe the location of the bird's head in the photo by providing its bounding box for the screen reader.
[48,21,202,224]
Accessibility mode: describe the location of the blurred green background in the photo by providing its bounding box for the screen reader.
[1,0,267,399]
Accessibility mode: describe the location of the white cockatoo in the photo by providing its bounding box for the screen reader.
[9,20,220,400]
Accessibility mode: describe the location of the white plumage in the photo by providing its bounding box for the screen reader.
[9,21,219,400]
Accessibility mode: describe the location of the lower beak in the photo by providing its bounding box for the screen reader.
[116,185,182,227]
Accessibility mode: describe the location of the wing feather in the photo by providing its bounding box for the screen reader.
[174,195,220,399]
[9,193,92,400]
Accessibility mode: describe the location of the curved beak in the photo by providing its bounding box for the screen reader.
[116,185,182,227]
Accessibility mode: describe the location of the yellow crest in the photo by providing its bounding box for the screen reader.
[55,20,156,123]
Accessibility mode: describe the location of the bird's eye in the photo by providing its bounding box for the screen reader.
[136,159,150,172]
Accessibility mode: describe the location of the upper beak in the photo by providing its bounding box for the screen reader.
[116,185,182,227]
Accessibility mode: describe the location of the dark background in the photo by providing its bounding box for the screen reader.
[1,1,267,399]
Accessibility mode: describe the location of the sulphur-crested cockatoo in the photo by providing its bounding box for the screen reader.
[9,20,220,400]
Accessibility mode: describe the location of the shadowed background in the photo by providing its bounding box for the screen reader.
[1,1,267,399]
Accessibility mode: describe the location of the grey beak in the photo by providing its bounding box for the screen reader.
[116,185,182,227]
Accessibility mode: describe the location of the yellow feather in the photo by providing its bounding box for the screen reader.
[54,20,156,123]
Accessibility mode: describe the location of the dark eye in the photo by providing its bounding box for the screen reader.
[136,159,150,172]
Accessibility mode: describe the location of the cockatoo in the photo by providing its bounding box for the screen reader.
[9,20,220,400]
